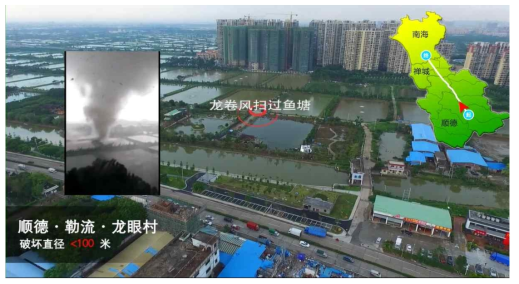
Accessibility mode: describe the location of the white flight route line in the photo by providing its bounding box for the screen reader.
[427,59,461,102]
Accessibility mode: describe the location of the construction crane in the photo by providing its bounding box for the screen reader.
[265,12,298,22]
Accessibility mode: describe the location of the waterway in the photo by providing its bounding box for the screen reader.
[163,86,235,104]
[160,84,185,97]
[6,122,64,145]
[6,76,64,88]
[174,117,233,135]
[372,176,508,208]
[242,118,314,149]
[378,132,406,161]
[6,92,41,103]
[160,145,348,186]
[399,102,431,124]
[333,98,389,122]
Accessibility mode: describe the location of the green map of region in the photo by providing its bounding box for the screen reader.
[392,12,509,148]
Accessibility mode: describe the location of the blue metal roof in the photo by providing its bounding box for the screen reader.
[411,124,437,142]
[446,150,487,167]
[6,257,48,278]
[406,151,426,163]
[19,251,55,271]
[412,141,440,153]
[219,252,233,266]
[218,240,266,278]
[91,195,115,201]
[487,162,506,170]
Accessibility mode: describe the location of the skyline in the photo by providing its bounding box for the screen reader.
[6,5,510,24]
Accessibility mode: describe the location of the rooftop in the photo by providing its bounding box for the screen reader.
[164,109,183,117]
[434,152,447,161]
[468,210,509,231]
[89,231,174,278]
[303,197,334,210]
[133,234,216,278]
[148,200,199,222]
[411,124,437,142]
[412,141,440,153]
[374,195,452,229]
[446,149,487,167]
[218,240,267,278]
[405,151,426,163]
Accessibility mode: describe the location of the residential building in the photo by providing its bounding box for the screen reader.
[303,197,334,215]
[322,20,345,66]
[494,49,509,86]
[309,20,326,66]
[434,152,448,170]
[386,38,410,74]
[464,42,510,86]
[196,50,218,60]
[435,41,455,62]
[379,20,400,72]
[292,28,315,72]
[380,161,406,176]
[222,26,248,67]
[465,210,509,241]
[343,28,383,71]
[216,18,283,60]
[372,195,452,238]
[133,231,219,278]
[146,199,204,236]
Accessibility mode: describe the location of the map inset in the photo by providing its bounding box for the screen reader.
[392,11,509,147]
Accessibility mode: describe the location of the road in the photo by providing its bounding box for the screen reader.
[161,188,460,278]
[6,159,64,181]
[209,211,399,278]
[7,152,64,170]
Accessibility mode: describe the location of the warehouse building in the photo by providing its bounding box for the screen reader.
[372,196,452,238]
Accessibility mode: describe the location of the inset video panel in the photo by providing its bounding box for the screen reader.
[65,51,159,195]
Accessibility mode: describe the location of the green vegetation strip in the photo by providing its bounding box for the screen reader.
[204,208,413,278]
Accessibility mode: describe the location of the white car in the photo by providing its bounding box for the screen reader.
[202,220,212,226]
[370,270,382,278]
[299,241,310,248]
[406,244,412,253]
[375,237,382,245]
[48,168,56,173]
[205,215,214,221]
[490,268,497,277]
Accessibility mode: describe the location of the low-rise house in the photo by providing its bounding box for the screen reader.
[381,161,406,177]
[303,197,334,215]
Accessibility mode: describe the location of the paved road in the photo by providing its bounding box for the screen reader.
[7,152,64,171]
[161,188,460,278]
[208,211,398,278]
[6,160,64,181]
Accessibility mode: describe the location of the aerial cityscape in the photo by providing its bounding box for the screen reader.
[4,4,510,279]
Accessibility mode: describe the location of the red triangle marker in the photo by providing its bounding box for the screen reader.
[458,102,469,113]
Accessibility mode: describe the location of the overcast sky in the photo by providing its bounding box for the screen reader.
[6,5,509,24]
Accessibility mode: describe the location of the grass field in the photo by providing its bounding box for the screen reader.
[160,165,197,177]
[266,74,310,89]
[214,176,358,219]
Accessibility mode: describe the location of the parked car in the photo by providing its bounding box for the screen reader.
[370,270,382,278]
[231,224,240,231]
[203,220,212,226]
[316,249,328,258]
[27,161,34,164]
[475,264,483,275]
[205,215,214,221]
[439,254,446,264]
[490,267,497,277]
[224,217,233,223]
[299,241,310,248]
[401,229,413,236]
[406,244,413,253]
[427,250,433,259]
[375,237,382,245]
[48,168,56,173]
[343,256,354,263]
[447,255,454,266]
[258,235,267,239]
[420,248,425,257]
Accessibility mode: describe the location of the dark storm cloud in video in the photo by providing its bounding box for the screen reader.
[65,52,159,195]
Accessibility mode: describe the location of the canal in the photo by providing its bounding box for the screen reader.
[7,122,64,145]
[160,145,348,186]
[372,176,508,208]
